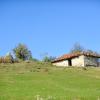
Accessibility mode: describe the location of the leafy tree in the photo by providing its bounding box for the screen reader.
[13,43,32,61]
[70,43,84,53]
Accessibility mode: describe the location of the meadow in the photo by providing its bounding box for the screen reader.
[0,62,100,100]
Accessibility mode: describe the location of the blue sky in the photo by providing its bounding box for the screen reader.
[0,0,100,59]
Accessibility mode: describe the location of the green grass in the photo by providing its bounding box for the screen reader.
[0,62,100,100]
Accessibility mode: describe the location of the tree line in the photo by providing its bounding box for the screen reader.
[0,43,56,63]
[0,43,99,63]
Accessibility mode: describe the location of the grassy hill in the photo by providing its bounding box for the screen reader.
[0,62,100,100]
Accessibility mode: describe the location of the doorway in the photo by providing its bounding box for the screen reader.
[68,59,72,66]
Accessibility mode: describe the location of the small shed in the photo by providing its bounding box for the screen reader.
[52,52,100,67]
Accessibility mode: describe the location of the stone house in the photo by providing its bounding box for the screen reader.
[52,52,100,67]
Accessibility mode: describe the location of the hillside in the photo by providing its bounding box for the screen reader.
[0,62,100,100]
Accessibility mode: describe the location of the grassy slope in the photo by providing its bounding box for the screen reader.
[0,62,100,100]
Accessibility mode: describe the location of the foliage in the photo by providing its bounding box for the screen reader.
[0,53,14,63]
[28,56,38,62]
[70,43,84,53]
[0,57,4,63]
[42,56,56,62]
[4,53,14,63]
[13,43,32,61]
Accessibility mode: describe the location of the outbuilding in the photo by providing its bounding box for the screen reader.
[52,52,100,67]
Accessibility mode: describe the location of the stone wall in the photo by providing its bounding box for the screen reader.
[84,56,99,67]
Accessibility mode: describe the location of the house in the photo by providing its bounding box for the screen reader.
[52,52,100,67]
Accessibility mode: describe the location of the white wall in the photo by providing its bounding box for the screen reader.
[53,60,68,67]
[72,55,85,67]
[53,56,85,67]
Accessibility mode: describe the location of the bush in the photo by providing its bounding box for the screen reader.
[0,54,14,63]
[42,56,56,62]
[0,57,3,63]
[4,56,13,63]
[82,67,87,70]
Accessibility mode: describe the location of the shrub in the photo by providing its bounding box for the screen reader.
[82,67,87,70]
[0,54,14,63]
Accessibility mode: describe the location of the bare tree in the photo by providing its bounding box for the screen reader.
[70,43,84,53]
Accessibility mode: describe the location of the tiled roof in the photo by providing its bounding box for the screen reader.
[52,52,100,63]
